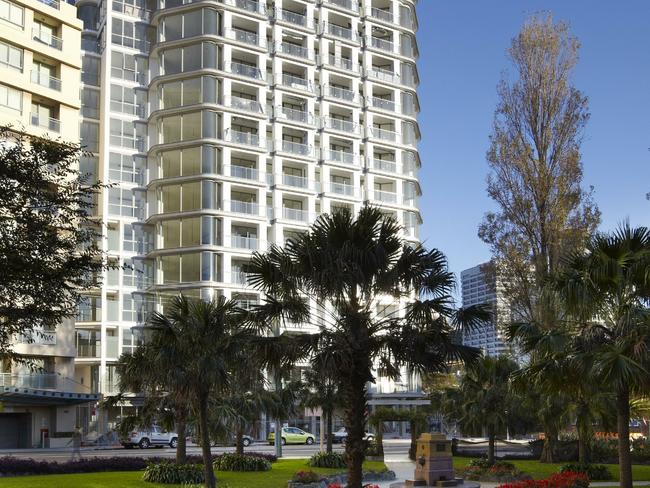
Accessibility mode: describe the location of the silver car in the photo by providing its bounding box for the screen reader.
[121,426,178,449]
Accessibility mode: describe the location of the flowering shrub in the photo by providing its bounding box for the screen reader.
[461,460,527,482]
[560,463,611,481]
[292,470,322,483]
[497,471,589,488]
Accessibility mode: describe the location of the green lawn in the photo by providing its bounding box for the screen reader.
[453,457,650,481]
[0,459,387,488]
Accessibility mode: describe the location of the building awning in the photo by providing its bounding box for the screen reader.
[0,386,100,406]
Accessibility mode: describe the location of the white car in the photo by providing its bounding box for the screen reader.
[331,427,374,444]
[121,426,178,449]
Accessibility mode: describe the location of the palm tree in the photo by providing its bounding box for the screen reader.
[145,295,257,488]
[456,356,518,464]
[247,207,488,488]
[299,360,342,453]
[552,225,650,488]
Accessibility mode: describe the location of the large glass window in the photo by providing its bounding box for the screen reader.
[160,182,201,212]
[160,253,201,284]
[161,8,217,42]
[160,77,202,109]
[112,18,148,49]
[0,83,21,112]
[0,0,24,27]
[0,40,22,71]
[160,146,202,177]
[80,121,99,152]
[109,187,136,216]
[111,52,147,81]
[161,111,201,143]
[161,42,216,75]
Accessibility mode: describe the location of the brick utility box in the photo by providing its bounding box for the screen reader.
[406,433,456,487]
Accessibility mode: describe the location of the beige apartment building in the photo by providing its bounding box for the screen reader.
[0,0,99,448]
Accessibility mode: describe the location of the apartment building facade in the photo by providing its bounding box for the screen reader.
[0,0,101,448]
[73,0,423,438]
[460,262,512,358]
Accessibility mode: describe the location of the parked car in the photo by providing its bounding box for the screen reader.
[234,434,253,447]
[121,426,178,449]
[268,427,315,445]
[189,433,254,447]
[330,427,374,444]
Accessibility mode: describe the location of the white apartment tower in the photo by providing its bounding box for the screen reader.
[74,0,422,436]
[460,263,511,358]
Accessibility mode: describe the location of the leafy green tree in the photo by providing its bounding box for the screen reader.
[456,356,519,464]
[248,208,488,488]
[0,128,105,359]
[478,14,600,462]
[553,225,650,488]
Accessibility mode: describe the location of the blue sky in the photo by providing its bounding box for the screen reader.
[415,1,650,288]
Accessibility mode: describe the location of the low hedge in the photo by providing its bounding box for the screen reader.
[212,453,271,472]
[309,452,346,469]
[560,463,612,480]
[142,461,204,484]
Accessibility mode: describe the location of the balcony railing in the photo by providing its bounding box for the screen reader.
[373,189,397,203]
[31,113,60,132]
[17,328,56,345]
[226,129,260,147]
[281,140,312,156]
[277,8,310,28]
[227,61,265,80]
[324,22,356,41]
[280,73,311,91]
[36,0,59,9]
[369,6,393,22]
[370,127,397,142]
[229,200,259,215]
[232,271,252,285]
[227,27,265,47]
[31,70,61,91]
[224,0,265,14]
[367,67,399,84]
[322,54,358,73]
[329,181,355,196]
[369,36,393,53]
[323,149,357,165]
[231,235,258,250]
[0,373,82,391]
[32,29,63,50]
[323,0,358,12]
[369,96,396,112]
[276,106,311,124]
[323,117,358,133]
[225,95,263,113]
[326,85,357,103]
[282,173,309,189]
[234,298,259,310]
[228,164,258,180]
[282,207,308,222]
[277,42,312,60]
[371,158,397,173]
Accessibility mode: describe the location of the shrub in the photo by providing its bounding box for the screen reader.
[365,440,382,457]
[0,456,195,475]
[497,471,589,488]
[589,438,618,463]
[309,452,346,468]
[212,453,271,472]
[292,470,322,483]
[632,437,650,463]
[142,462,204,484]
[241,451,278,463]
[561,463,611,480]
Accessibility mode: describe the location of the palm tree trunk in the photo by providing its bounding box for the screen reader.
[540,426,557,463]
[198,393,216,488]
[175,408,187,465]
[376,421,384,457]
[235,427,244,456]
[326,409,333,454]
[409,420,417,461]
[487,425,496,465]
[617,386,632,488]
[345,377,367,488]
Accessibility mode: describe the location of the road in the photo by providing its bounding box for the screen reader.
[0,439,412,462]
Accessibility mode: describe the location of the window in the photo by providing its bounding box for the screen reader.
[110,84,138,115]
[160,112,201,143]
[110,118,143,148]
[121,325,143,351]
[0,41,21,71]
[81,89,99,118]
[161,42,217,75]
[33,21,59,49]
[123,258,136,286]
[160,77,203,109]
[80,121,99,152]
[161,8,217,41]
[108,187,136,216]
[111,51,144,81]
[123,223,137,252]
[82,56,100,85]
[0,83,21,112]
[160,146,201,177]
[112,18,147,49]
[109,152,143,182]
[0,0,23,27]
[160,182,201,212]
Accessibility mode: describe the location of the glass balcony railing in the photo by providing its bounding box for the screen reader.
[225,95,263,113]
[232,270,252,285]
[0,373,82,391]
[370,127,397,142]
[282,173,309,189]
[282,207,308,222]
[224,0,265,14]
[277,106,311,124]
[369,96,396,112]
[326,85,357,102]
[231,235,258,250]
[281,73,311,91]
[277,8,309,28]
[31,113,60,132]
[325,22,356,41]
[373,189,397,203]
[228,164,258,180]
[31,70,61,91]
[323,149,357,165]
[32,29,63,50]
[369,6,393,22]
[106,335,119,358]
[369,36,393,53]
[329,181,355,196]
[322,54,358,73]
[324,117,358,133]
[367,67,399,84]
[36,0,59,9]
[281,140,312,156]
[371,158,397,173]
[229,200,259,215]
[227,61,264,80]
[227,129,260,147]
[77,343,100,358]
[277,42,311,60]
[227,27,265,47]
[324,0,358,12]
